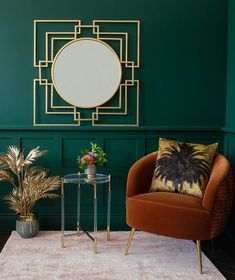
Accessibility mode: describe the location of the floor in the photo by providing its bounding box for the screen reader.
[201,234,235,280]
[0,231,235,279]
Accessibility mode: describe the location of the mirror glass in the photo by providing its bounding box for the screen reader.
[52,38,122,108]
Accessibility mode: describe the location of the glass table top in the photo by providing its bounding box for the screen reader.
[63,173,110,184]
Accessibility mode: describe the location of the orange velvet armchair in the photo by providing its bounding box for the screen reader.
[125,152,234,273]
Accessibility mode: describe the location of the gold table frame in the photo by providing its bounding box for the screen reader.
[61,173,111,253]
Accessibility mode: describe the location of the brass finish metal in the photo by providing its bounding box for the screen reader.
[107,226,110,241]
[63,226,97,253]
[33,20,140,126]
[94,239,97,254]
[196,240,202,274]
[77,181,81,234]
[125,227,135,255]
[51,37,122,109]
[94,182,97,254]
[124,229,203,274]
[17,213,37,222]
[60,233,64,248]
[107,174,111,241]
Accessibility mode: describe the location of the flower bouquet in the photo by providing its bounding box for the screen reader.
[77,143,107,177]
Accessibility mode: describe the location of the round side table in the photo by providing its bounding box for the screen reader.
[61,173,111,253]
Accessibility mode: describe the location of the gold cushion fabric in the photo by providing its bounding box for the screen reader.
[149,138,218,198]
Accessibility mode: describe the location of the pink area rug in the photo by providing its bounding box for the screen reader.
[0,231,225,280]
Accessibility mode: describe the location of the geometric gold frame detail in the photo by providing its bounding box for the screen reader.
[33,19,140,126]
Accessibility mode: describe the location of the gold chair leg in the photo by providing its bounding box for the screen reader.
[196,240,202,274]
[125,228,135,255]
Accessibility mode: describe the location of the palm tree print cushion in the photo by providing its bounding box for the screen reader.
[149,138,218,198]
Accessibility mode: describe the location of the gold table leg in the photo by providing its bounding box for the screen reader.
[77,181,81,234]
[107,175,111,241]
[93,182,97,254]
[61,179,65,248]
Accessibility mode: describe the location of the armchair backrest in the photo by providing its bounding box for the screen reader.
[202,154,235,238]
[126,152,157,197]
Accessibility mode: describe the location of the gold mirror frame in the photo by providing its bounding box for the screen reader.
[51,37,122,109]
[33,20,140,126]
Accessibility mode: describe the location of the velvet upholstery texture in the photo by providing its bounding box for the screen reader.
[126,152,234,240]
[149,138,218,198]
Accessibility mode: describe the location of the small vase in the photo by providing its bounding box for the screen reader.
[84,165,96,178]
[16,213,39,238]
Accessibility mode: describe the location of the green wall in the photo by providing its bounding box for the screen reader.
[0,0,227,127]
[0,0,231,232]
[227,0,235,131]
[224,0,235,239]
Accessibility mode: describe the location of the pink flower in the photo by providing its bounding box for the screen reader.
[81,154,96,166]
[88,152,98,158]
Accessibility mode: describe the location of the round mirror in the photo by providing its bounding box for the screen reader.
[51,38,122,108]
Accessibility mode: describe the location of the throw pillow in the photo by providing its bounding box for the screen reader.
[149,138,218,198]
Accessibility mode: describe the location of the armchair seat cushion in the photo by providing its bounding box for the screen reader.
[126,192,211,240]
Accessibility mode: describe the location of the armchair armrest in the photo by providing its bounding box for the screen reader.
[126,152,157,198]
[202,154,232,212]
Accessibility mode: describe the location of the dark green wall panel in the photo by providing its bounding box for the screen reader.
[225,1,235,239]
[21,138,61,168]
[104,139,137,168]
[0,130,223,231]
[62,138,95,168]
[0,138,20,151]
[223,133,235,239]
[227,0,235,129]
[224,133,235,168]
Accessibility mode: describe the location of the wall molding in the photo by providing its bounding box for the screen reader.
[0,125,223,132]
[222,127,235,133]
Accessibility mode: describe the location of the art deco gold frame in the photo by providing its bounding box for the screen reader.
[33,20,140,126]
